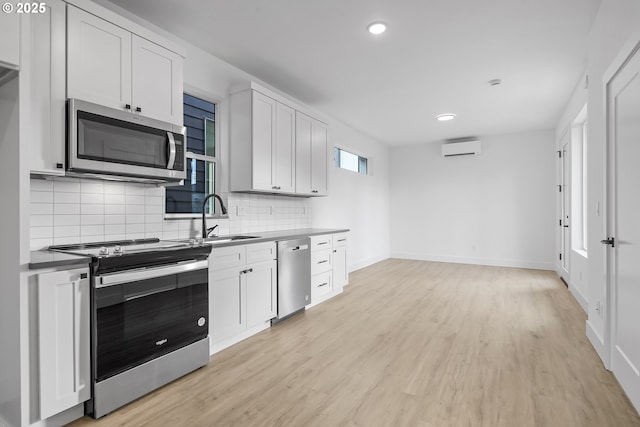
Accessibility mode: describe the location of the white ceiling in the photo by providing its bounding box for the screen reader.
[107,0,601,146]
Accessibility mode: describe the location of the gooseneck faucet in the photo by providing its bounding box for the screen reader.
[201,194,228,238]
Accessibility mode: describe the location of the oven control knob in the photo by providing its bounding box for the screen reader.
[99,246,109,256]
[113,245,123,255]
[197,317,206,327]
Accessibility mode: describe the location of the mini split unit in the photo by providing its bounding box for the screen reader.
[441,139,481,157]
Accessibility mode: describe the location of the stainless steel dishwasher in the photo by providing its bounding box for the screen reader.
[274,238,311,322]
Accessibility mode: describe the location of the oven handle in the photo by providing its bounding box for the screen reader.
[167,132,176,169]
[95,259,208,288]
[125,285,177,301]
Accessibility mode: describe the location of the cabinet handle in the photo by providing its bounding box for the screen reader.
[135,106,142,113]
[337,239,346,242]
[318,282,328,287]
[318,242,328,246]
[312,190,318,193]
[272,186,281,190]
[73,279,82,393]
[125,104,131,110]
[318,260,328,264]
[333,250,337,253]
[56,163,63,169]
[247,268,253,274]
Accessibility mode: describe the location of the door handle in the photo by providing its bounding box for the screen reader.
[167,132,176,169]
[563,225,569,228]
[601,237,615,247]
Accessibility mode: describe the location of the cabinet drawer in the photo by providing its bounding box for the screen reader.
[311,249,332,275]
[311,271,332,301]
[211,245,245,271]
[333,233,348,247]
[311,234,332,250]
[246,241,276,264]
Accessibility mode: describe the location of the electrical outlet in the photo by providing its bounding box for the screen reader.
[594,301,604,318]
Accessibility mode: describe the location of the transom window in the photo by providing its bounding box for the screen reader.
[334,147,368,175]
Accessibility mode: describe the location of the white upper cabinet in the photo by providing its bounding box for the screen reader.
[231,89,295,194]
[230,83,328,197]
[296,112,328,196]
[0,12,20,68]
[29,0,67,175]
[67,5,183,125]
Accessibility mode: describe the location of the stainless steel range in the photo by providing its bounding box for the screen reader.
[50,238,211,418]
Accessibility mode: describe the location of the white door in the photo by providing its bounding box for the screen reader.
[251,91,276,191]
[560,139,570,279]
[273,102,295,193]
[311,120,329,195]
[607,40,640,413]
[131,35,183,125]
[67,5,132,110]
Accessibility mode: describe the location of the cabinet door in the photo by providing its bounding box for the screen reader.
[131,35,183,125]
[310,120,328,195]
[29,0,66,175]
[251,91,276,191]
[67,5,132,110]
[273,102,295,193]
[38,268,90,419]
[332,245,348,293]
[245,260,277,327]
[295,112,313,194]
[0,12,19,67]
[210,267,245,341]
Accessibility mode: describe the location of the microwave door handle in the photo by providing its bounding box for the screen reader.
[167,132,177,169]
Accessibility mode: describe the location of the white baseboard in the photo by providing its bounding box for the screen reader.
[390,252,555,271]
[586,319,609,369]
[569,283,589,313]
[349,255,389,272]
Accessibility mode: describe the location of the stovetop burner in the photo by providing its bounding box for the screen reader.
[49,238,192,257]
[49,238,211,274]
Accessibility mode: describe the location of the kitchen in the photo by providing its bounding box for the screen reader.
[1,0,640,426]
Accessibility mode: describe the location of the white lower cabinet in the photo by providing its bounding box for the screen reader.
[37,266,91,420]
[209,242,276,351]
[309,232,349,306]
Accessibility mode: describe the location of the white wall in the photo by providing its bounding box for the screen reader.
[390,130,556,270]
[311,120,390,271]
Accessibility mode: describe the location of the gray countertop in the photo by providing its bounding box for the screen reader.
[207,228,349,248]
[29,250,91,270]
[28,228,348,270]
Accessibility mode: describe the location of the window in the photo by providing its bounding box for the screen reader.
[570,104,587,253]
[165,94,219,218]
[334,147,368,175]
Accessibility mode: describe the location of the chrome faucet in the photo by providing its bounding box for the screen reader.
[201,194,228,238]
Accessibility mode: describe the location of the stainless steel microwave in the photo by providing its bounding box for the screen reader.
[67,99,187,183]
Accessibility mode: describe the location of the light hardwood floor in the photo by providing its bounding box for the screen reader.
[68,259,640,427]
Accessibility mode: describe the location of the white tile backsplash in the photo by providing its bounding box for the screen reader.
[29,177,312,250]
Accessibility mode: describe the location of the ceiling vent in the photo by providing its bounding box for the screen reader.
[441,139,481,157]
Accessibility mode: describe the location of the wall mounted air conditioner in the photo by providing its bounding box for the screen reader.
[441,139,481,157]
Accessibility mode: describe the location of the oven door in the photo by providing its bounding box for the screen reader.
[93,260,208,382]
[68,98,186,181]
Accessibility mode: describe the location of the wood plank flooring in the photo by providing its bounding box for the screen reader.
[68,259,640,427]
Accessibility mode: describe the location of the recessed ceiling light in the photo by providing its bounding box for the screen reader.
[367,22,387,35]
[436,114,456,121]
[489,79,502,86]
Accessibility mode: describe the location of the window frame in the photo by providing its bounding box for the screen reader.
[334,146,369,175]
[164,91,223,219]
